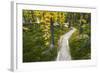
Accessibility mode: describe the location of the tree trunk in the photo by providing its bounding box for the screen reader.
[50,17,54,49]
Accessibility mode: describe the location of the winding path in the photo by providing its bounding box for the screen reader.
[56,27,76,61]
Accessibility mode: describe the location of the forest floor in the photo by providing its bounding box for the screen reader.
[56,27,76,61]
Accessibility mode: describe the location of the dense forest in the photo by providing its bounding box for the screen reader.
[23,10,91,62]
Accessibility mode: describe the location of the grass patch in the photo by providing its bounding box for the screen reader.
[69,29,91,60]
